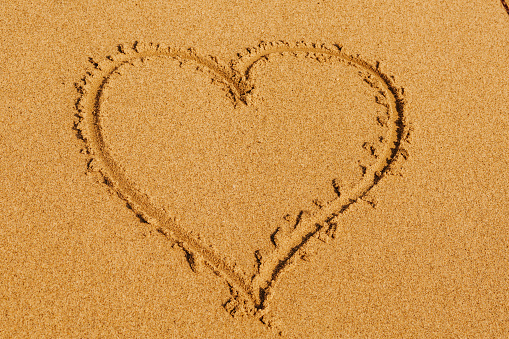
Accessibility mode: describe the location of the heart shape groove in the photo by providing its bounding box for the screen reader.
[74,40,410,331]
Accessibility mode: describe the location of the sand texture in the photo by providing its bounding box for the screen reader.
[1,1,509,338]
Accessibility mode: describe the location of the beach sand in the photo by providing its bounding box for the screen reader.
[1,1,509,337]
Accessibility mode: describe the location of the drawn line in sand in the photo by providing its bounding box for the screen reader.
[502,0,509,16]
[74,41,410,335]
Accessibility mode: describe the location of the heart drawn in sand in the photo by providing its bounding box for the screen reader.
[74,40,410,333]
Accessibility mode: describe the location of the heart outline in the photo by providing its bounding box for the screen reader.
[74,40,410,331]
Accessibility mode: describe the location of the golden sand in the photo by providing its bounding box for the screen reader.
[1,1,509,337]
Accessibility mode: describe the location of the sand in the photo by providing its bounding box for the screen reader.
[1,1,509,338]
